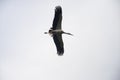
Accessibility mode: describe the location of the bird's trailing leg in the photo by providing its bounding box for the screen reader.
[63,32,73,36]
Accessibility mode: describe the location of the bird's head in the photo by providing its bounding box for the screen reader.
[44,32,48,34]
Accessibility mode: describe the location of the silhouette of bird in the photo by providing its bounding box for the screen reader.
[44,6,73,56]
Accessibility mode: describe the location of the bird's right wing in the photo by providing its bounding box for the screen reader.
[52,6,62,30]
[53,34,64,55]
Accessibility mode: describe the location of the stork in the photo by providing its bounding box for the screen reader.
[44,6,73,56]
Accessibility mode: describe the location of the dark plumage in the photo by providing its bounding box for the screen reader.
[52,6,62,30]
[52,6,64,55]
[53,34,64,55]
[44,6,73,56]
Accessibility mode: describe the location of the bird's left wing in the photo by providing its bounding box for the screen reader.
[53,34,64,55]
[52,6,62,30]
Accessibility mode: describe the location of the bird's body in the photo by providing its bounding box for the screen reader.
[48,29,63,36]
[45,6,73,56]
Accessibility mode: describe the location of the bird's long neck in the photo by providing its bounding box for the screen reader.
[63,32,73,36]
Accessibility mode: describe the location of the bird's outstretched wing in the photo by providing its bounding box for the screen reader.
[53,34,64,55]
[52,6,62,30]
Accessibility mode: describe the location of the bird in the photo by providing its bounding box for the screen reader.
[44,6,73,56]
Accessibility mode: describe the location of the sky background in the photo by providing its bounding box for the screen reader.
[0,0,120,80]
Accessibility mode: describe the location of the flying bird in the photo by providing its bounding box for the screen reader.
[44,6,73,56]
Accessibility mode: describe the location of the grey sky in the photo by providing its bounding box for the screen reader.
[0,0,120,80]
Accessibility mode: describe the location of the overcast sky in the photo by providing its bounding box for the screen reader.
[0,0,120,80]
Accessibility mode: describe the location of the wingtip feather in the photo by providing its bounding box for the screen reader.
[57,51,64,56]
